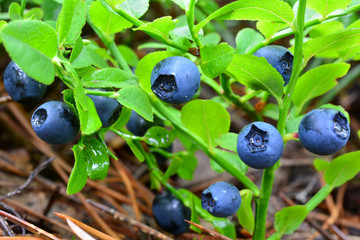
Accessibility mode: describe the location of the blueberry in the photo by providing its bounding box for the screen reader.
[201,181,241,217]
[253,45,293,86]
[87,90,122,128]
[298,108,350,155]
[31,101,80,144]
[150,56,201,104]
[3,61,47,104]
[126,110,163,136]
[152,191,191,234]
[237,121,284,169]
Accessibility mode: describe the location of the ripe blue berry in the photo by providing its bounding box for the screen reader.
[298,108,350,155]
[31,101,80,144]
[201,181,241,217]
[126,110,163,136]
[237,121,283,169]
[3,61,47,104]
[87,90,122,128]
[152,191,191,234]
[253,45,293,86]
[151,56,200,104]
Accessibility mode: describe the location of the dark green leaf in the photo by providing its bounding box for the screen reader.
[181,100,230,148]
[82,68,138,88]
[274,205,307,236]
[144,127,174,148]
[1,20,57,85]
[200,43,234,78]
[235,28,264,54]
[237,189,254,234]
[227,54,284,102]
[116,86,153,121]
[324,151,360,187]
[67,144,88,194]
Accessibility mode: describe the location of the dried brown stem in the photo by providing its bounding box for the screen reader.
[184,220,233,240]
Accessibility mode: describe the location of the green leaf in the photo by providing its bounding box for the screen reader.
[144,127,173,148]
[309,21,344,38]
[56,0,86,44]
[209,159,224,173]
[235,28,264,54]
[124,138,145,162]
[303,29,360,61]
[112,107,132,130]
[116,86,153,121]
[163,157,182,180]
[324,151,360,187]
[89,1,132,35]
[200,43,234,78]
[292,63,350,112]
[261,103,279,120]
[119,0,149,18]
[171,0,191,11]
[82,68,138,88]
[75,88,102,135]
[70,37,102,68]
[285,113,304,133]
[9,2,21,21]
[181,100,230,148]
[134,16,176,40]
[82,137,110,180]
[256,21,287,39]
[135,51,179,92]
[42,0,62,21]
[313,158,330,172]
[274,205,308,236]
[212,219,236,239]
[24,8,44,20]
[201,32,221,45]
[118,45,139,67]
[190,195,201,233]
[307,0,351,17]
[226,54,284,102]
[0,21,8,44]
[237,189,254,234]
[68,144,88,194]
[177,153,198,180]
[194,0,294,33]
[215,132,238,152]
[1,20,57,85]
[214,149,248,174]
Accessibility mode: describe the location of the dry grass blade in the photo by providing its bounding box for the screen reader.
[184,220,233,240]
[87,199,173,240]
[53,212,118,240]
[0,210,63,240]
[66,218,96,240]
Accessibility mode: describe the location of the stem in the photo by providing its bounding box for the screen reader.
[187,0,202,48]
[240,90,262,103]
[306,184,333,212]
[253,1,307,239]
[150,95,260,196]
[20,0,26,17]
[248,4,360,54]
[112,129,144,141]
[84,89,119,97]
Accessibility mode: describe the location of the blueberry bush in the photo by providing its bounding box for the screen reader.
[1,0,360,239]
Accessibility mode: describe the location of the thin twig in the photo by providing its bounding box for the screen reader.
[87,199,173,240]
[0,210,63,240]
[0,202,25,236]
[0,158,55,201]
[329,224,349,240]
[0,216,15,236]
[0,95,12,105]
[184,220,233,240]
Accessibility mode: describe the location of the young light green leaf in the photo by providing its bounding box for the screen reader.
[104,0,126,8]
[135,51,179,92]
[119,0,149,18]
[235,28,264,54]
[118,45,139,67]
[116,86,153,121]
[274,205,308,236]
[82,137,110,180]
[292,63,350,112]
[309,21,344,38]
[200,43,234,78]
[324,151,360,187]
[201,32,221,45]
[181,100,230,148]
[9,2,21,21]
[256,21,287,39]
[24,8,44,20]
[56,0,86,44]
[82,68,138,88]
[307,0,351,17]
[68,144,88,194]
[226,54,284,102]
[89,1,132,35]
[177,153,198,180]
[171,0,191,11]
[313,158,330,172]
[144,127,174,148]
[215,132,238,152]
[194,0,294,33]
[237,190,254,234]
[134,16,176,40]
[1,20,57,85]
[303,29,360,61]
[75,94,102,135]
[0,21,8,44]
